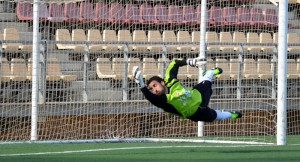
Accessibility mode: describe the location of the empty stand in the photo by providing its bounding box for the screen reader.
[264,8,278,27]
[154,4,168,24]
[177,31,194,51]
[229,58,241,79]
[260,32,275,52]
[71,29,87,48]
[232,32,246,51]
[250,8,264,27]
[162,30,178,51]
[132,30,148,51]
[87,29,103,51]
[3,28,32,51]
[48,3,64,22]
[46,58,77,81]
[64,2,80,22]
[245,32,262,52]
[10,58,28,81]
[125,4,140,23]
[215,58,231,79]
[168,5,184,24]
[109,2,125,23]
[183,5,197,24]
[55,29,85,50]
[102,30,120,51]
[94,2,109,22]
[206,31,221,51]
[237,7,251,26]
[219,32,236,51]
[195,5,202,24]
[223,7,237,25]
[209,6,224,25]
[257,59,273,79]
[0,58,11,82]
[117,30,133,51]
[191,31,200,51]
[243,58,258,79]
[16,2,33,21]
[139,3,155,23]
[79,2,96,22]
[287,33,300,52]
[96,58,116,79]
[39,3,49,21]
[112,58,126,80]
[147,30,163,51]
[287,59,299,79]
[142,58,161,80]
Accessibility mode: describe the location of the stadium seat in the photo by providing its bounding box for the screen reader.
[219,32,236,51]
[102,29,120,51]
[191,31,200,51]
[195,5,201,24]
[79,2,96,22]
[259,33,274,52]
[117,30,133,51]
[154,4,169,24]
[287,33,300,52]
[10,58,28,81]
[16,2,33,21]
[215,58,231,79]
[229,58,242,79]
[112,58,126,80]
[257,58,273,79]
[142,58,161,80]
[183,5,197,24]
[208,6,225,25]
[71,29,87,48]
[245,32,262,52]
[96,58,116,79]
[109,2,125,23]
[128,58,142,80]
[39,3,49,21]
[223,7,237,25]
[147,30,163,51]
[55,29,85,50]
[287,59,299,79]
[206,31,221,51]
[87,29,103,51]
[125,4,140,23]
[0,58,11,82]
[250,8,264,27]
[177,31,194,52]
[162,30,178,51]
[243,58,258,79]
[232,32,246,51]
[237,7,251,26]
[168,5,184,24]
[264,8,278,27]
[64,2,80,22]
[46,58,77,81]
[132,30,148,51]
[139,3,155,23]
[48,3,64,22]
[94,2,109,22]
[3,28,32,51]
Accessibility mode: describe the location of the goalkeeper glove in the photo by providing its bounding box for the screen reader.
[132,66,145,88]
[186,57,207,67]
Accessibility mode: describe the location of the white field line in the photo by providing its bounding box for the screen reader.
[0,145,271,157]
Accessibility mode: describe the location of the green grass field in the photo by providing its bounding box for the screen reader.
[1,138,300,162]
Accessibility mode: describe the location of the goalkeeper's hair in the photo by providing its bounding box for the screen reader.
[146,76,164,86]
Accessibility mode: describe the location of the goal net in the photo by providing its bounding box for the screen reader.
[0,0,299,145]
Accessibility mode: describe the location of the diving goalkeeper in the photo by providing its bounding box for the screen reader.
[132,58,242,122]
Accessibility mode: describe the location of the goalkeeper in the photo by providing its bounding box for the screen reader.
[132,58,242,122]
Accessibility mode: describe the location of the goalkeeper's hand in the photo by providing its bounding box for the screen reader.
[132,66,145,88]
[186,57,207,67]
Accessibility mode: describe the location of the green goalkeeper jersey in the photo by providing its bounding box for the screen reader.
[141,58,202,119]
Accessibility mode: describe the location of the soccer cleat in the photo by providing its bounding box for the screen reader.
[202,67,223,76]
[230,111,242,119]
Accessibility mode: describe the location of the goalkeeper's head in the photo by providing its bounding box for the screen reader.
[146,76,168,96]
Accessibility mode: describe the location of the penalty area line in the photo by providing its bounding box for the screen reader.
[0,145,269,157]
